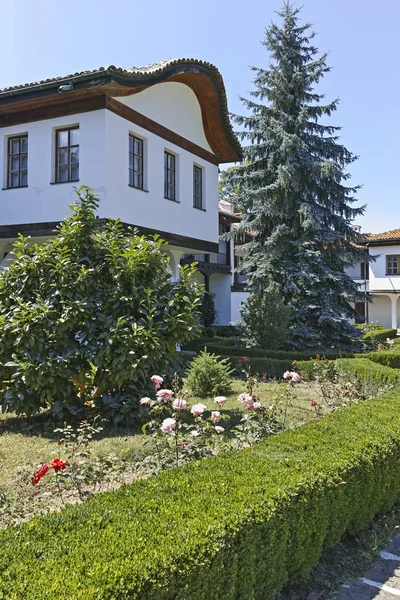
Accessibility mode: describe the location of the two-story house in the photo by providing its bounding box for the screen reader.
[0,59,242,323]
[351,228,400,330]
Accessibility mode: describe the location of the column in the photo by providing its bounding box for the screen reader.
[391,295,398,329]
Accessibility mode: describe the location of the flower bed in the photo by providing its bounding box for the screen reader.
[2,387,400,598]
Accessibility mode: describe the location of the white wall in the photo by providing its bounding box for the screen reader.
[209,273,231,325]
[118,83,213,152]
[103,109,219,245]
[369,245,400,291]
[231,291,249,325]
[0,111,106,225]
[346,263,362,279]
[369,295,392,328]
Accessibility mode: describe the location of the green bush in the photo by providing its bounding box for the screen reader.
[203,326,216,339]
[363,328,397,343]
[0,187,201,420]
[186,350,234,398]
[224,355,293,378]
[199,291,217,328]
[214,325,240,337]
[2,392,400,598]
[364,351,400,369]
[240,290,291,348]
[336,358,400,389]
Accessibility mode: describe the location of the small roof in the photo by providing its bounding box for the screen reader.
[365,228,400,245]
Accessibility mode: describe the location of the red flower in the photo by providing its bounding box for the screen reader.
[57,441,62,446]
[310,400,318,407]
[262,375,267,382]
[292,360,297,365]
[316,355,320,360]
[238,359,243,364]
[32,464,49,485]
[243,356,249,362]
[182,440,190,447]
[50,458,67,472]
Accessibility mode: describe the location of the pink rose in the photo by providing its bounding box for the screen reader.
[211,411,221,423]
[140,397,151,405]
[156,389,174,403]
[238,393,252,403]
[173,398,187,410]
[160,418,176,433]
[214,425,225,433]
[214,396,227,406]
[283,371,292,380]
[151,375,164,390]
[310,400,318,407]
[190,430,200,437]
[191,403,207,416]
[253,402,262,410]
[291,372,301,383]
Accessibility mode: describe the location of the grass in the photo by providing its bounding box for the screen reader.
[0,378,319,527]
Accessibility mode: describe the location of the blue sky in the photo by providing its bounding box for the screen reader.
[1,0,398,233]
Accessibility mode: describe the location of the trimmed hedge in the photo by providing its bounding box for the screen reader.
[364,351,400,369]
[2,393,400,598]
[185,337,356,362]
[297,357,400,389]
[362,328,397,343]
[224,355,293,378]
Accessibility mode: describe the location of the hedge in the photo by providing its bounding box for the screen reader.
[224,355,293,378]
[362,327,397,343]
[185,337,356,362]
[2,392,400,598]
[363,351,400,370]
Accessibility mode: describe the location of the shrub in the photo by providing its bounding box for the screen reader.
[364,351,400,369]
[363,328,397,343]
[0,187,201,420]
[224,355,293,379]
[186,350,233,398]
[240,290,291,349]
[336,358,400,390]
[199,291,217,328]
[203,326,216,339]
[2,392,400,598]
[214,325,241,337]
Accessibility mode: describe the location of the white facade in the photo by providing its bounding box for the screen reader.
[350,243,400,329]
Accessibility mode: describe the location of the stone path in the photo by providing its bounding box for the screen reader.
[334,534,400,599]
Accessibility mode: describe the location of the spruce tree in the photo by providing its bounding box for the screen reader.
[228,2,367,348]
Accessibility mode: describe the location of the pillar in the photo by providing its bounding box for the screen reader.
[391,295,398,329]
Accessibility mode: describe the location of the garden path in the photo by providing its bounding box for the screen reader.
[334,534,400,599]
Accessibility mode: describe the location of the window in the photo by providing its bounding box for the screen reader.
[164,152,176,200]
[55,127,79,183]
[360,262,369,279]
[129,135,143,189]
[7,135,28,188]
[386,255,400,275]
[193,165,203,209]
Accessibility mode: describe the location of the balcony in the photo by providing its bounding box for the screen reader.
[180,253,230,275]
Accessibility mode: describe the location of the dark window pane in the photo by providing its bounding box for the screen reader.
[129,154,133,169]
[21,155,28,170]
[129,136,133,153]
[134,172,142,188]
[129,170,133,186]
[58,148,68,165]
[20,170,28,186]
[70,129,79,146]
[57,130,69,148]
[10,156,19,171]
[10,139,19,154]
[70,147,79,164]
[134,156,141,172]
[10,172,19,187]
[58,165,68,182]
[134,139,142,155]
[70,163,79,181]
[21,137,28,153]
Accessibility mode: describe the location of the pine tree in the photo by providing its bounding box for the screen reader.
[228,2,368,348]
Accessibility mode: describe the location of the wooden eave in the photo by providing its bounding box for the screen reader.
[0,61,243,164]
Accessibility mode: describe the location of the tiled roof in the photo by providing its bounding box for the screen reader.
[0,59,242,161]
[366,228,400,243]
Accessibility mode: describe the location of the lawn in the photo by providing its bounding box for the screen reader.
[0,378,320,528]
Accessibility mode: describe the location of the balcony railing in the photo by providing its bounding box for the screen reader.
[180,252,230,274]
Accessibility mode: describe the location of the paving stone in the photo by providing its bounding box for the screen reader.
[363,559,400,588]
[334,579,381,599]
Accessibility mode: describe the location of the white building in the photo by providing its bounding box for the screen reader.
[0,59,243,324]
[350,229,400,330]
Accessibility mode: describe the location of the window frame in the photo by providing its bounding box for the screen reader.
[129,134,144,190]
[386,254,400,275]
[55,126,79,184]
[7,134,28,189]
[164,151,177,201]
[193,164,203,210]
